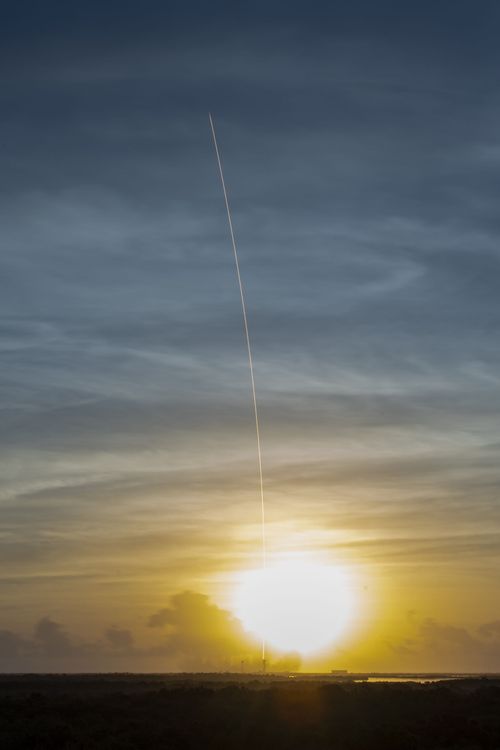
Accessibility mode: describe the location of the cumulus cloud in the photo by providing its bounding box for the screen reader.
[34,617,73,656]
[0,619,82,671]
[105,627,134,649]
[0,592,300,673]
[0,630,28,659]
[149,591,301,672]
[390,616,500,672]
[477,620,500,639]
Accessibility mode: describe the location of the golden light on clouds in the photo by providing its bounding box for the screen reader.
[232,558,355,655]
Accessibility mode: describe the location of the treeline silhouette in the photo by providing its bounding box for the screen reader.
[1,676,500,749]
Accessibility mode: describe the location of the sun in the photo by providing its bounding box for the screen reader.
[233,559,354,655]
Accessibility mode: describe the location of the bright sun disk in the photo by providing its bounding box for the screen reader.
[233,560,354,655]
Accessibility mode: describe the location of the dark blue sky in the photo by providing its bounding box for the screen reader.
[2,1,500,671]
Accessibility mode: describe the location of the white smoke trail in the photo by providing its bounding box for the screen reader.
[209,113,267,669]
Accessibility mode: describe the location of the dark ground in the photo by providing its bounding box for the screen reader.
[1,674,500,749]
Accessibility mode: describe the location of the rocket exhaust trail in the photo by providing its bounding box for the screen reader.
[209,114,267,670]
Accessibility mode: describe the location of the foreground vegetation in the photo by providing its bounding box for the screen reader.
[1,675,500,749]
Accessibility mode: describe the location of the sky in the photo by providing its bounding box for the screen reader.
[2,0,500,672]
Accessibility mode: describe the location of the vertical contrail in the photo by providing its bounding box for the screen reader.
[209,113,267,670]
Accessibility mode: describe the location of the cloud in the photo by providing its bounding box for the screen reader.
[0,630,28,659]
[419,618,477,651]
[477,621,500,639]
[388,638,417,657]
[148,610,171,628]
[390,616,500,671]
[105,627,134,649]
[148,591,252,670]
[10,604,500,673]
[2,0,500,670]
[149,591,300,672]
[0,592,300,673]
[0,618,81,671]
[34,617,73,656]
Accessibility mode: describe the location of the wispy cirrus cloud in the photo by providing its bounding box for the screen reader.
[2,0,500,670]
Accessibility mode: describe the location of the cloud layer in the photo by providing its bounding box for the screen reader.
[2,1,500,670]
[0,591,300,673]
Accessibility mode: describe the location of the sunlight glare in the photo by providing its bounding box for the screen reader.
[233,560,354,655]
